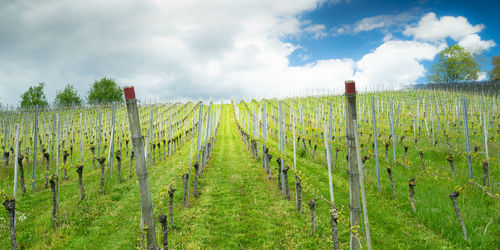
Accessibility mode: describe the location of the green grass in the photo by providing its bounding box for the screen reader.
[0,129,196,249]
[1,102,499,249]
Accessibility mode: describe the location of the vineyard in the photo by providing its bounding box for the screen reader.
[1,84,499,249]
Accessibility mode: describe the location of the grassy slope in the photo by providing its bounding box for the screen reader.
[169,103,326,248]
[0,127,195,249]
[251,95,500,248]
[1,103,497,248]
[168,104,457,249]
[298,105,500,248]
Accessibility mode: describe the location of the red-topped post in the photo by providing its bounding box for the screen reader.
[345,80,361,250]
[124,86,158,249]
[345,80,356,95]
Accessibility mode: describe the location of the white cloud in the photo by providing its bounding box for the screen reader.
[354,40,447,89]
[0,3,493,105]
[304,24,328,39]
[383,33,393,42]
[298,53,311,61]
[0,0,325,104]
[403,12,495,51]
[458,34,496,52]
[333,11,417,35]
[403,13,483,41]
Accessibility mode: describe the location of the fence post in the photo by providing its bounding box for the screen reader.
[109,105,115,177]
[32,107,39,191]
[462,98,473,180]
[123,86,158,249]
[279,100,285,195]
[323,120,340,250]
[371,96,380,191]
[389,101,396,165]
[345,80,361,250]
[354,120,372,250]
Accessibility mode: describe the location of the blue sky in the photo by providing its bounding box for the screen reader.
[0,0,498,105]
[287,0,499,82]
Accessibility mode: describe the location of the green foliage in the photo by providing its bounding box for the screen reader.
[87,77,123,105]
[20,82,49,108]
[54,84,83,107]
[298,148,307,157]
[428,44,480,83]
[489,54,500,81]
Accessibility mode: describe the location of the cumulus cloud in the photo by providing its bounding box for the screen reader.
[334,11,418,35]
[0,0,327,104]
[0,2,495,106]
[458,34,496,52]
[354,40,446,89]
[403,12,495,51]
[304,24,328,39]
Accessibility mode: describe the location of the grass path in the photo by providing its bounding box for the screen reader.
[170,104,326,249]
[170,104,459,249]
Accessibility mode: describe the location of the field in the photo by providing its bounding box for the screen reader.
[1,88,499,249]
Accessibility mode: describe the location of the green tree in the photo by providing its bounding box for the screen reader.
[87,77,123,105]
[20,82,49,108]
[54,84,83,107]
[428,44,480,83]
[489,54,500,81]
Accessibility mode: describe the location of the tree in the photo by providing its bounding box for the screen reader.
[87,77,123,105]
[427,44,480,83]
[489,54,500,81]
[20,82,49,108]
[54,84,83,107]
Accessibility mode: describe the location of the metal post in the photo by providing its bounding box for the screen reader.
[109,105,116,177]
[32,107,39,191]
[371,96,380,191]
[279,100,285,195]
[97,112,102,159]
[462,98,473,180]
[389,101,396,165]
[354,120,371,250]
[323,120,340,250]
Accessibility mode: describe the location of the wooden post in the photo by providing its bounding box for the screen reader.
[123,86,158,249]
[345,80,361,250]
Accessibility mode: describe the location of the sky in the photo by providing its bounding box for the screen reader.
[0,0,498,106]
